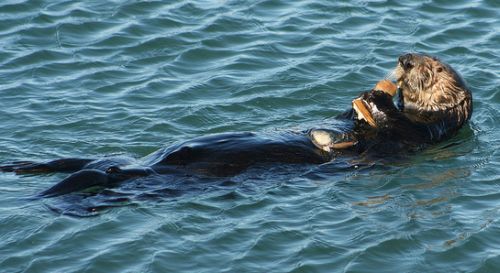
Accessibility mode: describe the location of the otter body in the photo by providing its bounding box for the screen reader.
[143,132,329,176]
[0,54,472,198]
[1,132,335,197]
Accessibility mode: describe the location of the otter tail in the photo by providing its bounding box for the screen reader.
[0,158,93,174]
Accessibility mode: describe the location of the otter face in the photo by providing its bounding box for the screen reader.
[394,53,472,123]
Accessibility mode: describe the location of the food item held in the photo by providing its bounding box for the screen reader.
[352,80,397,128]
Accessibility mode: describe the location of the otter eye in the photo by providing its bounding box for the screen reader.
[437,67,443,73]
[404,62,413,70]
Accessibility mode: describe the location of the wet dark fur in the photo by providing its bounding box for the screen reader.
[0,54,472,199]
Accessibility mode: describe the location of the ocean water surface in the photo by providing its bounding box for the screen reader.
[0,0,499,272]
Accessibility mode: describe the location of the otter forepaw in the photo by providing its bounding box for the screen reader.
[367,90,395,110]
[309,129,357,152]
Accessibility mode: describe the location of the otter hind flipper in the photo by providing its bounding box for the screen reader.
[39,169,110,198]
[39,166,155,198]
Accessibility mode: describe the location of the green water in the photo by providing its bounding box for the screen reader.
[1,0,499,272]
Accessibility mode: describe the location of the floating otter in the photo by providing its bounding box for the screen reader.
[0,53,472,198]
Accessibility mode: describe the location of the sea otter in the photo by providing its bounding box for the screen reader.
[0,53,472,198]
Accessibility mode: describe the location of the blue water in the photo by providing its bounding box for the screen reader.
[0,0,499,272]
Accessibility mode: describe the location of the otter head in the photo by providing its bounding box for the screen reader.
[394,53,472,125]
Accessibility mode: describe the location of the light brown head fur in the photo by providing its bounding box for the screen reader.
[393,53,472,125]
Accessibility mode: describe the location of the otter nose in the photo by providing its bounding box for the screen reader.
[399,53,414,71]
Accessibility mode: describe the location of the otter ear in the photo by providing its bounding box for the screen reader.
[436,66,443,73]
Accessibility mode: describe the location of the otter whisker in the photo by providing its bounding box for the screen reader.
[384,68,398,81]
